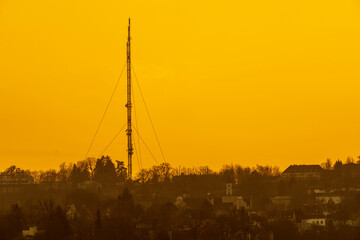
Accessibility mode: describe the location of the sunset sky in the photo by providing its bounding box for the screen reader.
[1,0,360,173]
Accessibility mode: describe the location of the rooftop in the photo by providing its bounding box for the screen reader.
[283,165,323,174]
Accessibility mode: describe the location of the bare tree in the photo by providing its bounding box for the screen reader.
[40,170,57,183]
[57,162,72,183]
[321,158,333,170]
[199,166,213,175]
[84,157,97,179]
[346,156,354,164]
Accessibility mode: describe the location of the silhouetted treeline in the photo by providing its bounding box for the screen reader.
[0,155,281,186]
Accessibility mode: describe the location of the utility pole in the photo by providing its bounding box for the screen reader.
[126,18,133,179]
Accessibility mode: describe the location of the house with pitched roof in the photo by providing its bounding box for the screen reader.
[282,165,323,180]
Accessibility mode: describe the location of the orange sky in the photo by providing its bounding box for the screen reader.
[1,0,360,173]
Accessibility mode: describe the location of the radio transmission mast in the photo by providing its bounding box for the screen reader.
[126,18,133,179]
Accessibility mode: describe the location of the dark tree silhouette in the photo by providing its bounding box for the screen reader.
[0,204,25,240]
[94,155,117,188]
[271,219,299,240]
[115,160,127,182]
[43,205,71,240]
[200,199,213,219]
[69,163,90,185]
